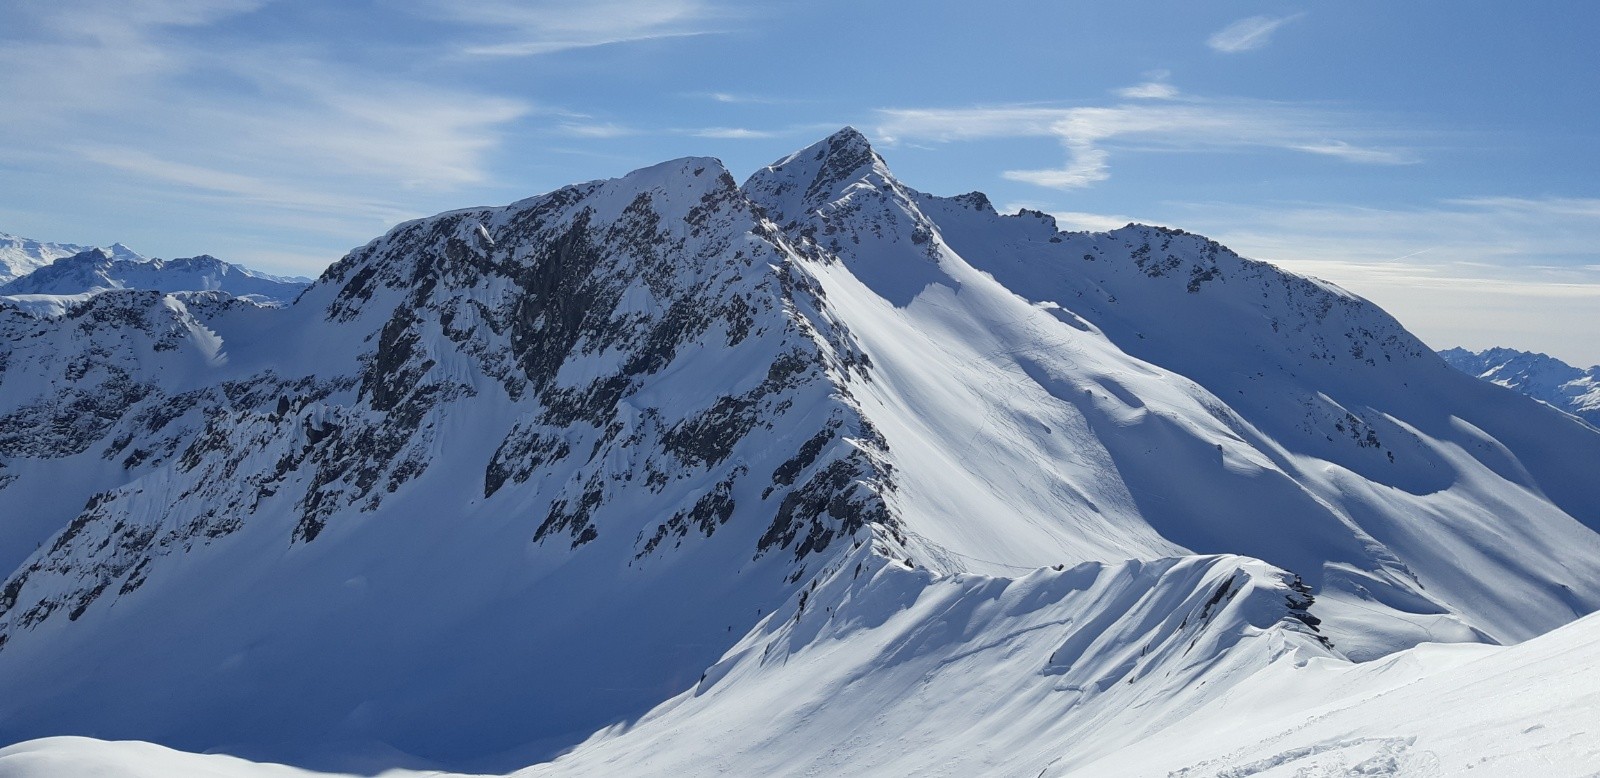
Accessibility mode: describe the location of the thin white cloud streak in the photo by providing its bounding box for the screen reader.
[1117,82,1179,100]
[688,127,782,139]
[876,101,1416,190]
[409,0,731,57]
[1289,141,1413,164]
[545,121,837,142]
[699,92,797,105]
[1207,14,1304,53]
[463,30,720,57]
[557,122,643,138]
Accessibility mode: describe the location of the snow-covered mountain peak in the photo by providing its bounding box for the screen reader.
[742,126,900,225]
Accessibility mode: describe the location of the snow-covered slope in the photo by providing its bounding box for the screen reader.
[5,571,1599,777]
[744,128,1600,657]
[1441,346,1600,427]
[0,129,1597,775]
[0,232,142,284]
[0,248,308,306]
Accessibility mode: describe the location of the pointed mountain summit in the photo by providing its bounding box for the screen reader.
[744,126,895,223]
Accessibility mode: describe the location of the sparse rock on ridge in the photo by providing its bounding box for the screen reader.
[1441,346,1600,426]
[0,247,309,306]
[0,129,1596,775]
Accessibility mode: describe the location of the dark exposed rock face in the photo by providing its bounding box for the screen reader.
[0,156,903,646]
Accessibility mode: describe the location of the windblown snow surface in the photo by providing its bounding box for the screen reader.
[1,129,1597,776]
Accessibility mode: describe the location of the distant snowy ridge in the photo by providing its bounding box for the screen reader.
[0,247,310,306]
[0,128,1597,775]
[0,231,142,284]
[1440,346,1600,426]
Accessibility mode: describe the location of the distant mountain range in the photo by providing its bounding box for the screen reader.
[0,247,309,307]
[0,231,143,284]
[1440,346,1600,426]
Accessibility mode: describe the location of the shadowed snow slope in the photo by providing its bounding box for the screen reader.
[0,129,1598,775]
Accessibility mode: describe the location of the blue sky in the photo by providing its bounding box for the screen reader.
[2,1,1597,364]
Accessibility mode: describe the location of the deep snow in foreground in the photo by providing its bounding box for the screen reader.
[1,128,1597,775]
[3,590,1597,776]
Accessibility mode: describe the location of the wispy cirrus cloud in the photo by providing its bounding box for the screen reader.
[1286,140,1412,164]
[876,98,1416,190]
[689,91,817,106]
[1117,81,1180,100]
[1207,13,1305,53]
[687,127,782,139]
[0,0,257,132]
[557,121,643,138]
[219,57,531,188]
[410,0,733,57]
[0,0,542,271]
[545,120,838,142]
